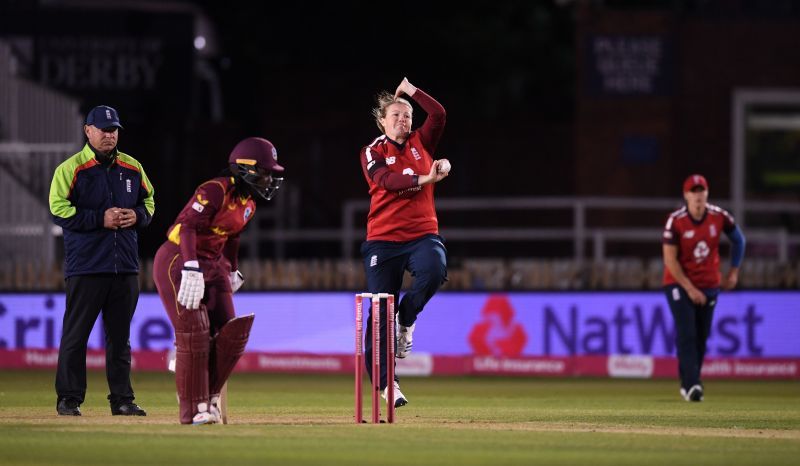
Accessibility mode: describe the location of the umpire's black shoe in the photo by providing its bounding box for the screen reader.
[111,402,147,416]
[57,399,81,416]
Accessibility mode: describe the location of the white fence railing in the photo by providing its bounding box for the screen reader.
[0,143,76,265]
[0,40,82,143]
[0,39,82,266]
[244,197,800,261]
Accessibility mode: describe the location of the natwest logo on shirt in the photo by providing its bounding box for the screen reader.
[693,240,710,262]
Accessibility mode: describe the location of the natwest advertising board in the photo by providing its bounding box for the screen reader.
[1,292,798,378]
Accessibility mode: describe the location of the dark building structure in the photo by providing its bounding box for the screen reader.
[1,1,798,264]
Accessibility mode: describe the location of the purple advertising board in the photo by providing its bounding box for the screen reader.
[1,292,798,357]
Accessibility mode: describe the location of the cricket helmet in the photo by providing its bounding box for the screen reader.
[228,137,285,200]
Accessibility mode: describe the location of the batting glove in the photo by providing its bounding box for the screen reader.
[230,270,244,293]
[177,260,205,310]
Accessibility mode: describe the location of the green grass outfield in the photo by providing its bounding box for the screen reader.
[0,371,798,465]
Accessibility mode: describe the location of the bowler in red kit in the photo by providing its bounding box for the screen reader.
[359,78,451,407]
[152,137,284,424]
[662,174,745,402]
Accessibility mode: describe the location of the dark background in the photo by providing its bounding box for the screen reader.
[1,0,798,261]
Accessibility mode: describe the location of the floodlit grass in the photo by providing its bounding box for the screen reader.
[0,371,798,465]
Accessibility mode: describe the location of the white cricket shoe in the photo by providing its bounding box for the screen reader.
[396,323,415,359]
[209,396,223,423]
[192,402,218,425]
[381,380,408,408]
[208,392,228,424]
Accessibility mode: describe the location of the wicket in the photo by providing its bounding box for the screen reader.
[354,292,395,424]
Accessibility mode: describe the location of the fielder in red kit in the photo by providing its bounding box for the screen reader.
[359,78,450,407]
[662,174,745,402]
[152,137,284,424]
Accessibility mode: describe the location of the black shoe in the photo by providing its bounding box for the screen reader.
[57,399,81,416]
[687,384,704,402]
[111,402,147,416]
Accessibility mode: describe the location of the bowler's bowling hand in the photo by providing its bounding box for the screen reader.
[394,77,417,99]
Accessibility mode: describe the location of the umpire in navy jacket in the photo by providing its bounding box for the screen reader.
[48,105,155,416]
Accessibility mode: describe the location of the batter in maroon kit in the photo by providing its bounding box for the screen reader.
[153,137,284,424]
[360,77,451,407]
[662,174,745,402]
